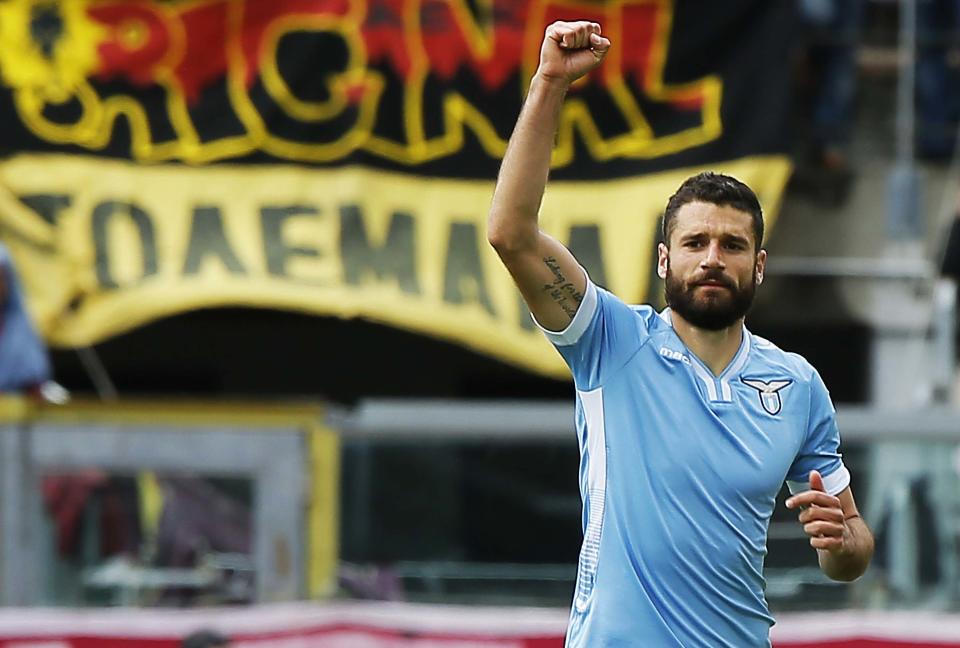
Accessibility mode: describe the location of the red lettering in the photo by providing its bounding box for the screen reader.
[173,1,231,104]
[619,5,660,90]
[89,2,170,87]
[621,4,703,109]
[419,1,527,90]
[363,0,413,79]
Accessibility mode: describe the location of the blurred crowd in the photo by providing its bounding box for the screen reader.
[798,0,959,168]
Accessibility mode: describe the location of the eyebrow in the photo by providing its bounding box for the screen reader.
[679,232,751,244]
[721,233,751,247]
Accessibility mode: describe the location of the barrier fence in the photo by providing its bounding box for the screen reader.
[0,399,340,606]
[2,397,959,639]
[0,603,959,647]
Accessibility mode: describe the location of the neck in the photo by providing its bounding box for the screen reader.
[669,310,744,377]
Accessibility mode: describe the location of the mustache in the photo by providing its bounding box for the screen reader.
[688,271,736,290]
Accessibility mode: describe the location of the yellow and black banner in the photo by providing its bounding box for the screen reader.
[0,0,795,378]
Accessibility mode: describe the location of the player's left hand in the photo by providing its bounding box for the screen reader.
[785,470,850,554]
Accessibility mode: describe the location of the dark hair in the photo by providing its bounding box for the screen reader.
[662,172,764,252]
[181,630,230,648]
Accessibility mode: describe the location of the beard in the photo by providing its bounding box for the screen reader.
[664,262,757,331]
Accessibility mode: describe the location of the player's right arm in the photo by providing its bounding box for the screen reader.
[487,21,611,332]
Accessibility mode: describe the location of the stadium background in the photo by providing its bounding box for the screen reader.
[0,0,958,645]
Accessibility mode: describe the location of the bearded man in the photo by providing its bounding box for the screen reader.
[486,20,874,647]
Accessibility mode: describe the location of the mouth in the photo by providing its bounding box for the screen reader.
[693,280,731,290]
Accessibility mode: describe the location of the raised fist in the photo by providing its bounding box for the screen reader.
[538,21,611,86]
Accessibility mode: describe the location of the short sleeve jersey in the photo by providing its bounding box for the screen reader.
[538,280,849,648]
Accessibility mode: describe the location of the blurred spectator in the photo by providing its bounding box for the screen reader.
[942,194,960,399]
[181,629,231,648]
[3,236,140,579]
[799,0,863,172]
[792,0,863,205]
[944,199,960,281]
[154,476,253,605]
[42,472,143,563]
[916,0,960,160]
[339,562,404,600]
[795,0,959,203]
[799,0,959,163]
[0,241,50,393]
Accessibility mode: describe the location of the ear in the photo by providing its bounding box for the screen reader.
[657,242,669,279]
[756,249,767,285]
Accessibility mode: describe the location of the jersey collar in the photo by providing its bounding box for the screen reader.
[658,307,752,403]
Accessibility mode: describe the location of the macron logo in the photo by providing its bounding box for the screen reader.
[659,347,691,365]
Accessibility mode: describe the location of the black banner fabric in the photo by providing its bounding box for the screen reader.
[0,0,795,377]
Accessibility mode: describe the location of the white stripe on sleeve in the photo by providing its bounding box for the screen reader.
[787,464,851,496]
[533,273,597,347]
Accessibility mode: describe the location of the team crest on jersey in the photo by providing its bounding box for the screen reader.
[741,377,793,415]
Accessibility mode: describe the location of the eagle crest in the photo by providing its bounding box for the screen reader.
[741,378,793,415]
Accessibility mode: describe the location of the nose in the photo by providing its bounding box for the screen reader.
[700,240,725,269]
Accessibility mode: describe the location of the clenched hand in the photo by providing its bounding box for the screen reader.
[538,21,611,86]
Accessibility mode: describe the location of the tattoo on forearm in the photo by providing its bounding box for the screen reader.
[542,257,584,320]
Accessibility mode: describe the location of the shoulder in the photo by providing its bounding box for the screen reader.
[748,334,819,386]
[629,303,667,326]
[630,302,675,340]
[594,287,665,331]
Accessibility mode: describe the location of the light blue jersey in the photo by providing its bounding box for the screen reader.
[538,280,849,647]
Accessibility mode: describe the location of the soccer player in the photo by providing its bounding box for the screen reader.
[487,21,874,647]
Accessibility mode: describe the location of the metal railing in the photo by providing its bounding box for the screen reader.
[0,400,337,606]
